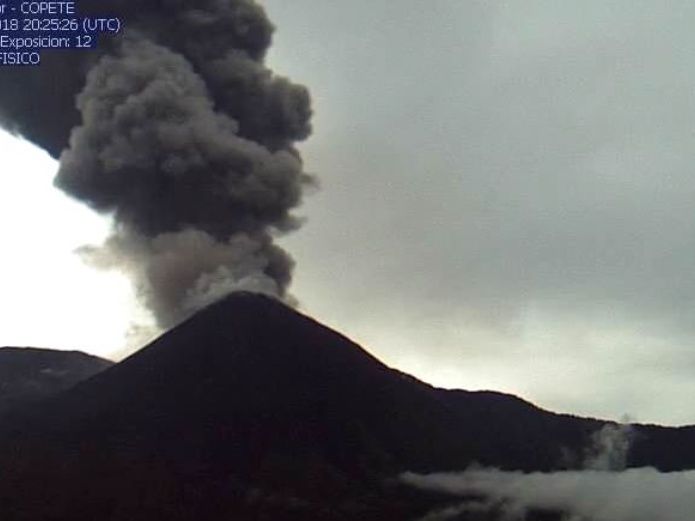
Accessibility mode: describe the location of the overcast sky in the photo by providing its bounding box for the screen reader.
[4,1,695,426]
[262,0,695,426]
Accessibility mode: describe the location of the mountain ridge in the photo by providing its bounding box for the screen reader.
[0,346,112,414]
[1,292,694,520]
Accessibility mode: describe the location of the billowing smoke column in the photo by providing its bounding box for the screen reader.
[0,1,313,328]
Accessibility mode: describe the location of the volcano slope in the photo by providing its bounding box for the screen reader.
[0,293,693,520]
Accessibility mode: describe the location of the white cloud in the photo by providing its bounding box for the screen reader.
[403,467,695,521]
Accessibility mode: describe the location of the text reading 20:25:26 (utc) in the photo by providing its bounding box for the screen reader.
[0,17,120,33]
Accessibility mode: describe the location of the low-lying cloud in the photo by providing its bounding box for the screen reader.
[402,421,689,521]
[403,467,695,521]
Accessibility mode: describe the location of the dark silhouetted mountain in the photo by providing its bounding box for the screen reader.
[0,347,112,413]
[0,293,693,520]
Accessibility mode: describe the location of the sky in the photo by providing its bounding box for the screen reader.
[3,1,695,425]
[0,132,138,355]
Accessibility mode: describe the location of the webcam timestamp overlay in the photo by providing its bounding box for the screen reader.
[0,1,122,65]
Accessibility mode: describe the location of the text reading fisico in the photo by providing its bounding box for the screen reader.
[0,51,39,64]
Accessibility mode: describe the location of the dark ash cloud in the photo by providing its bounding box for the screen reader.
[0,0,313,328]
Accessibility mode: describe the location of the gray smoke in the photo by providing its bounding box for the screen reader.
[583,422,634,471]
[0,1,313,328]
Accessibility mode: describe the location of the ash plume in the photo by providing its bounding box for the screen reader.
[0,1,313,328]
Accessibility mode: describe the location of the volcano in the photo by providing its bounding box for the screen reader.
[1,293,694,520]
